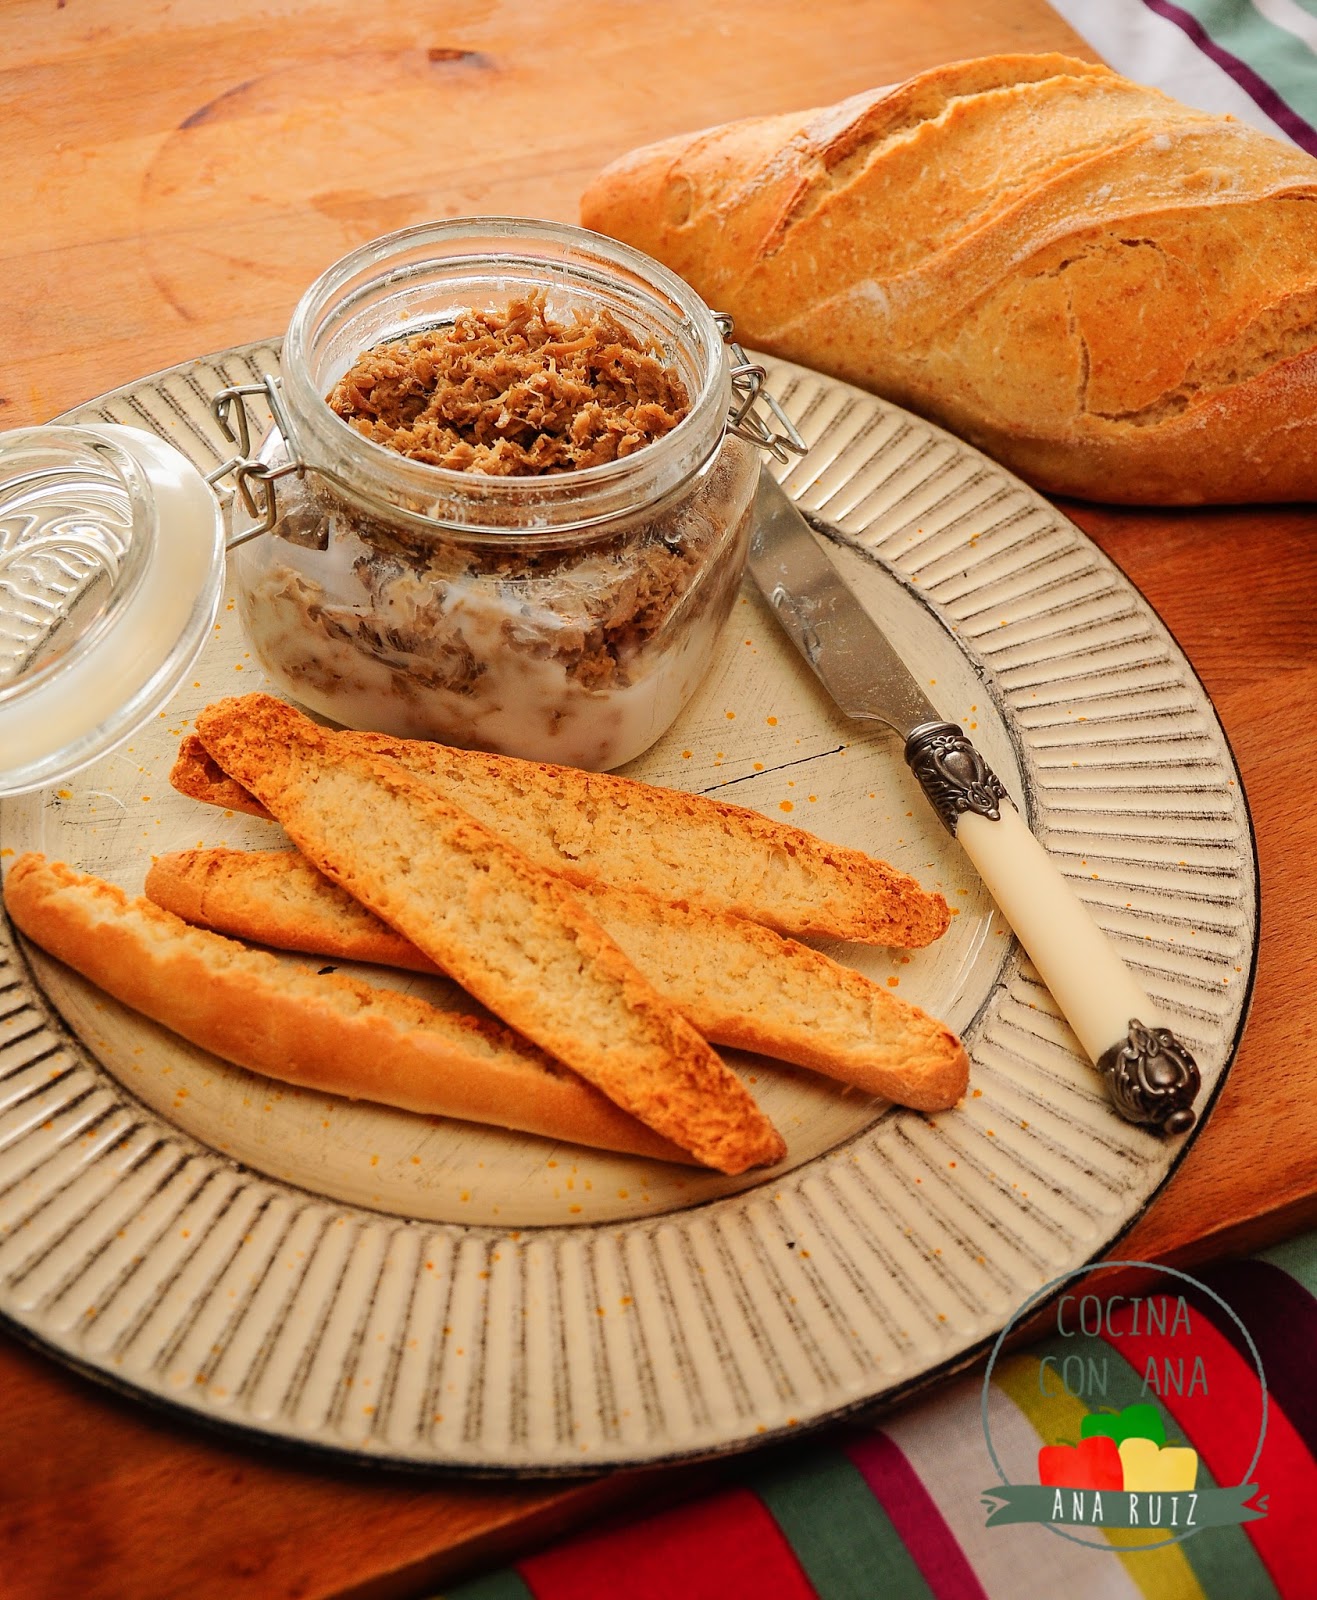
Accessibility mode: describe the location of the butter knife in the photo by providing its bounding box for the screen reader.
[748,473,1201,1135]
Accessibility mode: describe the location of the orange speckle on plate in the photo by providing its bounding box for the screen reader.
[886,976,899,988]
[766,715,778,726]
[779,800,794,812]
[725,710,735,720]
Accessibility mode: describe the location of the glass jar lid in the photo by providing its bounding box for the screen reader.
[0,423,225,798]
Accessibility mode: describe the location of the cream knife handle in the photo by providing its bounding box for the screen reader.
[905,722,1201,1134]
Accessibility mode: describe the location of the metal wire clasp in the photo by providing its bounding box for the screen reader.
[206,376,313,550]
[714,312,807,464]
[207,315,805,549]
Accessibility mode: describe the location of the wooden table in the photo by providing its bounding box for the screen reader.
[3,2,1315,1595]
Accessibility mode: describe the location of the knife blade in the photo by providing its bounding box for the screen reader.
[748,472,1201,1135]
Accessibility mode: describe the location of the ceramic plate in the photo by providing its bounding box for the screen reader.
[0,346,1256,1470]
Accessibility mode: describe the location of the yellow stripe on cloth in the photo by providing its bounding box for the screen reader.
[993,1352,1208,1599]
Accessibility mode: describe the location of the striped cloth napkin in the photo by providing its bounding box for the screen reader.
[439,1233,1317,1598]
[1049,0,1317,154]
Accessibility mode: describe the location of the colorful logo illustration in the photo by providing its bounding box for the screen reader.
[981,1260,1268,1547]
[1038,1402,1198,1494]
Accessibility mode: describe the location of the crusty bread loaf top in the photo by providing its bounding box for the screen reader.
[581,53,1317,505]
[3,853,690,1162]
[194,694,786,1174]
[182,706,950,949]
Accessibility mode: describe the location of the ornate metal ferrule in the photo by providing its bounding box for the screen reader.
[904,721,1010,835]
[1097,1019,1201,1135]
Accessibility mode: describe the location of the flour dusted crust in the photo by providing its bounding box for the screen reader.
[1,854,690,1163]
[194,694,786,1174]
[176,718,950,949]
[581,53,1317,505]
[146,846,969,1109]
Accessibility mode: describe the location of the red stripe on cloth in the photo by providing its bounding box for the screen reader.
[516,1483,819,1600]
[1100,1295,1314,1594]
[845,1432,989,1600]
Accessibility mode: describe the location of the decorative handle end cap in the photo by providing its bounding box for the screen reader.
[1097,1019,1201,1135]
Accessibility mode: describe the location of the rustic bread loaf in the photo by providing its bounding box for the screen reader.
[179,708,950,948]
[146,846,969,1108]
[2,854,689,1163]
[194,695,786,1174]
[580,52,1317,505]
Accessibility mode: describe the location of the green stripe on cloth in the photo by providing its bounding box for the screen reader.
[438,1568,535,1600]
[1170,0,1317,114]
[994,1336,1278,1600]
[1260,1231,1317,1297]
[751,1449,934,1600]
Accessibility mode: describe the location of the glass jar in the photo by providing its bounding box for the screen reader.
[224,219,767,771]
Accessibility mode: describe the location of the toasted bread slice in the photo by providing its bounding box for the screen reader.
[179,709,950,947]
[2,854,691,1162]
[193,695,786,1174]
[148,846,968,1109]
[171,736,272,818]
